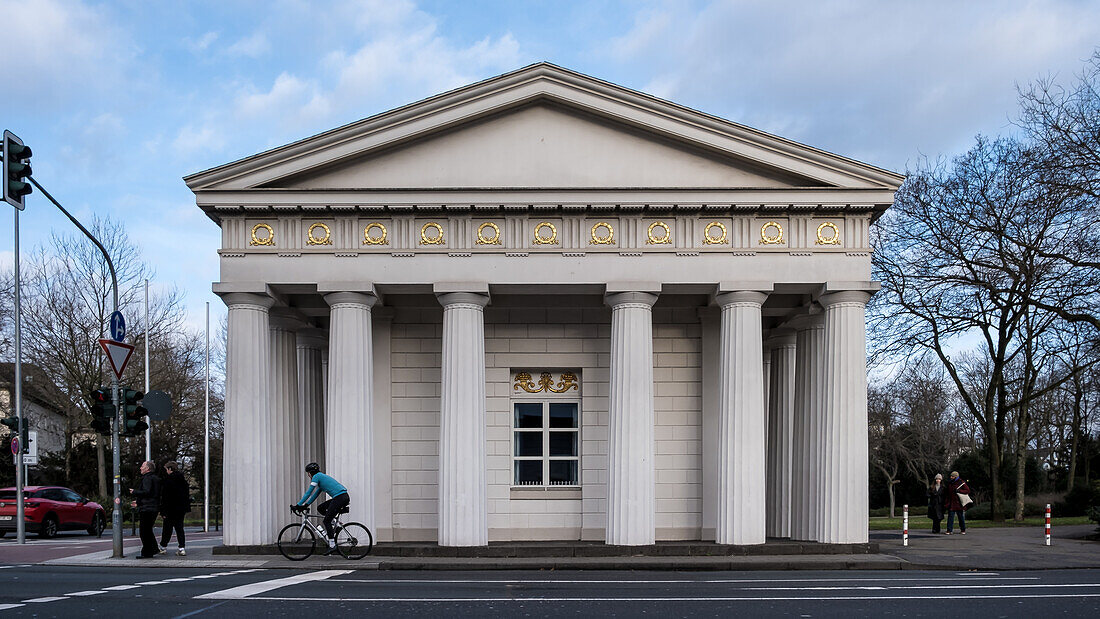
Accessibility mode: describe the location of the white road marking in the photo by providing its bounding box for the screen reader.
[103,584,142,590]
[136,581,170,585]
[330,576,1040,585]
[196,570,352,600]
[164,578,192,582]
[65,590,107,596]
[0,604,25,610]
[249,593,1100,603]
[21,597,68,603]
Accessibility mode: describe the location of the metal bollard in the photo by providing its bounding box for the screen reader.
[1045,504,1051,546]
[903,504,909,547]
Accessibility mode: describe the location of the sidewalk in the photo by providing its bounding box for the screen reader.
[42,525,1098,571]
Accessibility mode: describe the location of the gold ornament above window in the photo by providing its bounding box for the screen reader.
[647,221,672,244]
[703,221,727,245]
[590,222,615,245]
[420,222,445,245]
[514,371,579,393]
[362,222,388,245]
[250,223,275,246]
[476,222,502,245]
[760,221,784,245]
[815,221,841,245]
[532,222,558,245]
[306,222,332,245]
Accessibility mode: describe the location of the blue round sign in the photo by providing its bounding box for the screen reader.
[109,311,126,342]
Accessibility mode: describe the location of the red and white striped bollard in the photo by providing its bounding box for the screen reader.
[1045,504,1051,546]
[903,504,909,547]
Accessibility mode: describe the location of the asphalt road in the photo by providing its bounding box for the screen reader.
[0,528,222,564]
[0,567,1099,617]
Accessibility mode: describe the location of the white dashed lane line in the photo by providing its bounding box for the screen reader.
[22,597,68,603]
[66,590,107,596]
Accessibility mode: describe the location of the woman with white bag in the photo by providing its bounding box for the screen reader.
[944,471,972,535]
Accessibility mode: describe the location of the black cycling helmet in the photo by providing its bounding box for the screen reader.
[305,462,320,476]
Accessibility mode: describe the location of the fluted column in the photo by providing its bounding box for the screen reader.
[437,291,490,546]
[220,292,275,545]
[790,313,824,541]
[765,330,796,538]
[605,291,658,545]
[324,292,377,532]
[819,291,872,543]
[296,327,327,469]
[762,347,772,419]
[715,291,767,545]
[269,310,304,518]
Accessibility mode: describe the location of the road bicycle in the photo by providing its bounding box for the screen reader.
[277,505,373,560]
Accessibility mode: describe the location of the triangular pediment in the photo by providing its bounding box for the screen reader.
[185,63,903,193]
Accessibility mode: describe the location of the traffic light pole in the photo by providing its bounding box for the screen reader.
[13,206,25,544]
[28,177,125,558]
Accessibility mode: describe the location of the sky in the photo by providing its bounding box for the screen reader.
[2,0,1100,335]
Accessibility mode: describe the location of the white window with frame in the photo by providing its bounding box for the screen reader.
[511,371,580,487]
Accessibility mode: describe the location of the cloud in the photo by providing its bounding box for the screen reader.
[173,124,227,158]
[605,0,1100,171]
[187,31,220,53]
[227,32,270,58]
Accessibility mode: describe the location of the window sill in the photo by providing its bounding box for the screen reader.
[510,487,582,500]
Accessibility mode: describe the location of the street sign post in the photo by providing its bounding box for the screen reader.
[143,389,172,421]
[98,338,135,379]
[109,311,126,342]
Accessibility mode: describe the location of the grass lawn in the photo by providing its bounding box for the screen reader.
[869,515,1092,530]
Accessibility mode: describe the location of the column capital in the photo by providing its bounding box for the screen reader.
[604,290,658,308]
[324,291,378,308]
[436,291,491,308]
[218,291,275,310]
[269,307,309,332]
[766,328,797,349]
[296,327,328,350]
[714,290,768,307]
[819,290,872,308]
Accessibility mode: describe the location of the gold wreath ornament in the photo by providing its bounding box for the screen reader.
[362,222,388,245]
[760,221,784,245]
[420,222,445,245]
[250,223,275,246]
[590,222,615,245]
[476,222,502,245]
[647,221,672,244]
[306,222,332,245]
[703,221,727,245]
[533,222,558,245]
[815,221,841,245]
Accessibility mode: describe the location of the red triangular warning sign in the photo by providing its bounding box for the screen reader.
[99,339,135,379]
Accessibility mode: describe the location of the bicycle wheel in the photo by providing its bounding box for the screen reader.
[277,523,318,561]
[334,522,373,559]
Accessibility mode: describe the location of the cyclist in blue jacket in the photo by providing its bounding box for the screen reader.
[293,462,350,551]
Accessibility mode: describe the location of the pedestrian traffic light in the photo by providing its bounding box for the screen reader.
[89,388,115,435]
[120,388,148,437]
[2,130,32,210]
[19,418,28,454]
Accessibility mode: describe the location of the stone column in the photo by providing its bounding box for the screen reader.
[269,310,304,515]
[762,347,772,420]
[818,291,872,544]
[765,329,796,539]
[296,327,327,470]
[437,291,491,546]
[220,292,275,545]
[790,313,824,541]
[605,290,658,545]
[715,291,767,545]
[324,292,377,532]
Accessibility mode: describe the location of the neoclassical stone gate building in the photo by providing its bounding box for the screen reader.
[186,63,902,547]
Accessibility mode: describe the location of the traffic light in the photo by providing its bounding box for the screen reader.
[89,388,115,435]
[1,415,18,436]
[0,416,28,453]
[2,130,32,209]
[120,388,148,437]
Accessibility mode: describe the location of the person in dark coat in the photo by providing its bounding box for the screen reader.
[159,461,191,556]
[944,470,971,535]
[926,473,946,534]
[129,460,161,558]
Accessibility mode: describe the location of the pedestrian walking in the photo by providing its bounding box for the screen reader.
[927,473,946,534]
[944,471,971,535]
[158,461,191,556]
[129,460,162,558]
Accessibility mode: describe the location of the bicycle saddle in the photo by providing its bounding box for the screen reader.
[337,506,350,514]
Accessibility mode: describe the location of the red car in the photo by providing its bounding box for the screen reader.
[0,486,106,538]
